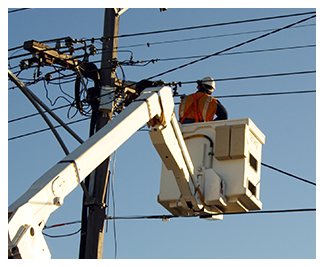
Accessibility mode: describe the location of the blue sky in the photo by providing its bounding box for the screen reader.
[7,6,318,260]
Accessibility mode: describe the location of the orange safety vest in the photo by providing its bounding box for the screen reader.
[179,92,217,123]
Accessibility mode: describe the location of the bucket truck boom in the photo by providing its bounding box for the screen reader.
[8,85,203,259]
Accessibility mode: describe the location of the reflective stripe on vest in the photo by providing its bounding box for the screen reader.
[202,95,213,121]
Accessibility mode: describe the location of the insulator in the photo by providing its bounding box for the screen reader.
[55,40,62,50]
[45,73,52,83]
[19,60,28,70]
[89,45,97,56]
[65,37,74,48]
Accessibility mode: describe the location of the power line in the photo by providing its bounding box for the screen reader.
[215,90,315,99]
[104,44,315,67]
[119,23,315,49]
[173,90,316,103]
[261,163,316,186]
[8,8,30,14]
[8,104,70,123]
[116,11,316,38]
[105,208,316,220]
[8,117,90,141]
[110,151,118,259]
[179,70,315,84]
[155,44,316,63]
[146,14,316,80]
[40,207,316,237]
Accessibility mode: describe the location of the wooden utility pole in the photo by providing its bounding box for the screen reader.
[79,8,120,259]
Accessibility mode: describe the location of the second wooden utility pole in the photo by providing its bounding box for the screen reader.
[79,8,120,259]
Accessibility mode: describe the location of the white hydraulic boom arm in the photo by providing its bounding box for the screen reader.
[8,85,202,259]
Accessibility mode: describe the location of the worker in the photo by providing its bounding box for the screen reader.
[179,77,228,124]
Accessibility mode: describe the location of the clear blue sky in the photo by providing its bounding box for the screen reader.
[7,6,318,260]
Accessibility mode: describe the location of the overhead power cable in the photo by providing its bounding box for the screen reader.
[179,70,315,85]
[119,23,315,49]
[116,11,316,38]
[261,163,316,186]
[155,44,316,63]
[8,8,30,14]
[215,90,316,99]
[40,207,316,238]
[146,14,316,80]
[107,44,315,68]
[172,90,316,104]
[106,208,316,221]
[8,104,70,124]
[8,117,90,141]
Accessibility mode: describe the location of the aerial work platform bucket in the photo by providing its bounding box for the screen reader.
[158,118,265,217]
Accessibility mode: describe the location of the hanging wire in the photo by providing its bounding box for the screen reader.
[42,220,82,238]
[110,151,118,259]
[43,228,81,238]
[43,79,72,106]
[51,65,74,100]
[103,151,119,257]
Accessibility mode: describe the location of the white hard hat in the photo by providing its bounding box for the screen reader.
[201,76,215,90]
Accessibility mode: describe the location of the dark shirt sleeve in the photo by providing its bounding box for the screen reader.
[215,100,228,120]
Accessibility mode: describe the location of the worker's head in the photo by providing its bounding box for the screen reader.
[197,76,215,95]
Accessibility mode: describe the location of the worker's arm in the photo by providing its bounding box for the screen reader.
[215,100,228,120]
